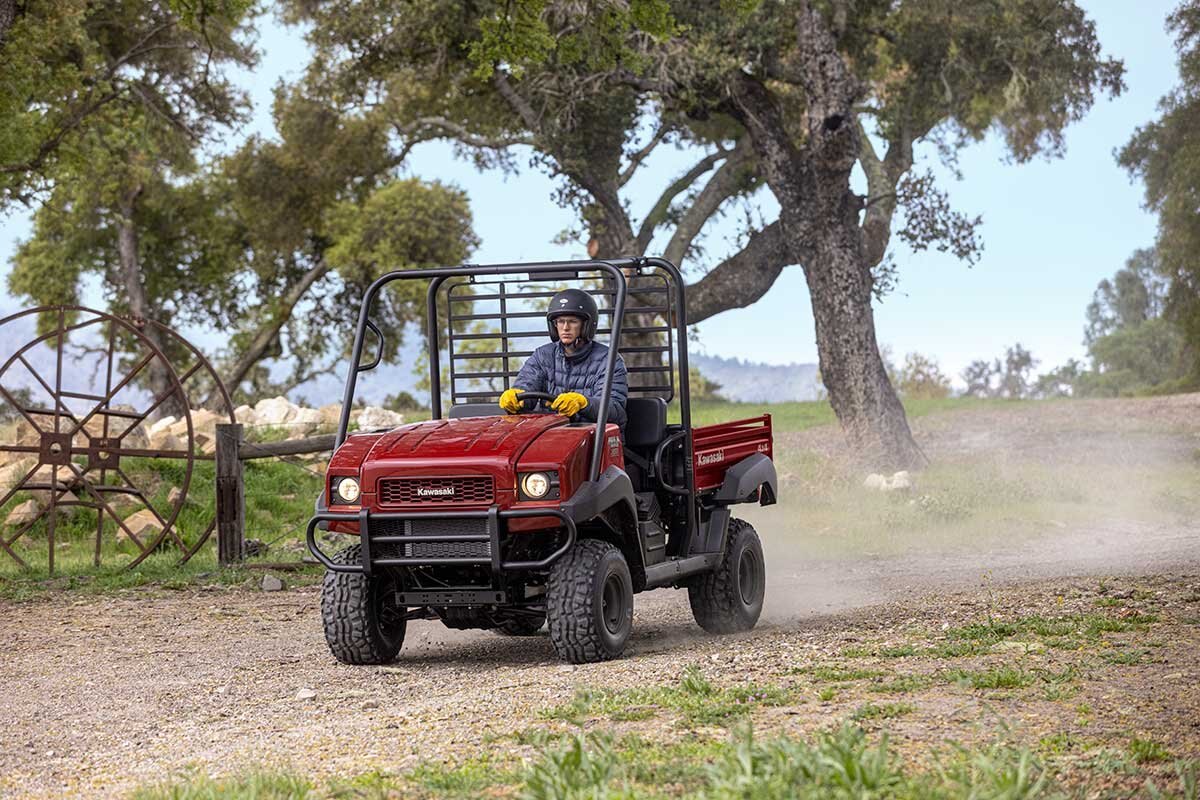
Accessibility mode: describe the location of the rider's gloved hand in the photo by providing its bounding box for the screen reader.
[499,388,525,414]
[549,392,588,417]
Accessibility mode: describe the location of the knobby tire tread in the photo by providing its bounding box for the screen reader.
[321,544,405,665]
[547,538,629,663]
[688,518,763,634]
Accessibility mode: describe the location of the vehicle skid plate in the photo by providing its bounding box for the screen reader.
[399,589,507,606]
[306,506,577,575]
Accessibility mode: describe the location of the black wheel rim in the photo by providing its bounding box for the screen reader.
[738,547,761,607]
[601,573,626,635]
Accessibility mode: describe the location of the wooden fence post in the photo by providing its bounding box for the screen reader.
[215,423,245,566]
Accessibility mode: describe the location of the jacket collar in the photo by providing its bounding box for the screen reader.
[558,339,595,360]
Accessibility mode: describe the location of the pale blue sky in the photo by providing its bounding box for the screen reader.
[0,1,1179,385]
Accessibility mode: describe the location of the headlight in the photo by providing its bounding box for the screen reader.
[334,477,361,504]
[520,472,551,499]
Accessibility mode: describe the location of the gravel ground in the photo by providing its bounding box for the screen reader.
[1,395,1198,798]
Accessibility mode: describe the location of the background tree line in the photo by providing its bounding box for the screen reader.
[2,0,1195,467]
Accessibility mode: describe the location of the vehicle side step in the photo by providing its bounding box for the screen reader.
[642,553,720,590]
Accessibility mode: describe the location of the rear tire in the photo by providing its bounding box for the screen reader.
[688,518,765,634]
[320,544,407,664]
[547,539,633,663]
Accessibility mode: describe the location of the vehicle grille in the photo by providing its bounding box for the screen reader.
[370,518,492,561]
[378,476,494,506]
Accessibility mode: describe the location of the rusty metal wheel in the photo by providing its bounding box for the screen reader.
[0,306,231,573]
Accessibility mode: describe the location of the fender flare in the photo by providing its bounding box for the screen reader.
[561,465,643,583]
[714,453,777,506]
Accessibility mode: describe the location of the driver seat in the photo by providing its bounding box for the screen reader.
[448,403,499,419]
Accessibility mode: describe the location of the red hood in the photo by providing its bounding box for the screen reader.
[367,414,569,462]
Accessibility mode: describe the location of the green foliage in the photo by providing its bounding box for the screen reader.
[0,0,256,207]
[1076,318,1189,397]
[961,344,1038,399]
[896,352,952,400]
[1119,2,1200,384]
[689,366,724,401]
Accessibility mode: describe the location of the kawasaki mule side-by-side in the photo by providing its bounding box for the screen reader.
[306,257,778,663]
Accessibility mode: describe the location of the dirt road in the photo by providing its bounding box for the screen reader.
[1,396,1198,798]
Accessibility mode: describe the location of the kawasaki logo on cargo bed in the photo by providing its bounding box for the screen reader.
[697,450,725,466]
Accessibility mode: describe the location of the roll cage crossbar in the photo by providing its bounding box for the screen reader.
[336,257,692,484]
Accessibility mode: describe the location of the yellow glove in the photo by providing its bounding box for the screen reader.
[499,388,525,414]
[549,392,588,417]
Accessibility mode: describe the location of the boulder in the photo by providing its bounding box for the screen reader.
[119,509,162,543]
[318,403,343,427]
[4,500,41,528]
[0,457,37,492]
[261,574,285,592]
[356,406,404,431]
[120,423,150,450]
[863,473,887,490]
[290,407,324,438]
[148,416,177,436]
[255,396,298,426]
[147,429,183,452]
[233,405,257,425]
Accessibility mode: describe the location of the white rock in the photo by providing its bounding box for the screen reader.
[356,406,404,431]
[863,473,887,490]
[4,499,41,527]
[0,457,37,491]
[318,403,343,427]
[289,407,324,438]
[147,429,183,452]
[119,509,163,543]
[233,405,257,424]
[886,471,912,491]
[294,687,316,701]
[148,416,177,436]
[261,574,285,592]
[255,396,298,426]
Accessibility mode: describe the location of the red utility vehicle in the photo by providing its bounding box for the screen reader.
[307,258,777,663]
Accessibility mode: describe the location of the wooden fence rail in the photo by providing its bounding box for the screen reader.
[214,422,334,566]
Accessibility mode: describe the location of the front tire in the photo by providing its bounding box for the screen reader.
[689,518,765,634]
[320,544,407,664]
[547,539,633,663]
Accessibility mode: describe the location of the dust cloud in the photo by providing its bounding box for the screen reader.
[744,394,1200,623]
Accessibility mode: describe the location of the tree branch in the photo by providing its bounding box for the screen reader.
[686,221,792,323]
[635,145,732,252]
[664,138,755,267]
[393,116,534,152]
[492,71,541,131]
[618,123,670,188]
[223,258,333,393]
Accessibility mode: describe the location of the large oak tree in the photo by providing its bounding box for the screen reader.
[284,0,1122,468]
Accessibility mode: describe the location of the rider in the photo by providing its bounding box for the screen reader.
[498,288,628,429]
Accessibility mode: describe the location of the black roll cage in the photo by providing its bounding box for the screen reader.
[335,257,693,485]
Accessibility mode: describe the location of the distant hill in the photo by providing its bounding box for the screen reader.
[692,353,821,403]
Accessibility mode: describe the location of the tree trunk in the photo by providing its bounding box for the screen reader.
[805,226,926,471]
[116,183,181,417]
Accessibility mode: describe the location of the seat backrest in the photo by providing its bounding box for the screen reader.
[624,396,667,448]
[448,403,500,419]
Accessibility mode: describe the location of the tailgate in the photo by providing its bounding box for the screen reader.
[692,415,773,493]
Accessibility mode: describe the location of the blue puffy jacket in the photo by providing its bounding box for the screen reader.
[513,340,628,428]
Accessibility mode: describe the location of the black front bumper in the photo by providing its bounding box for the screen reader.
[306,505,577,576]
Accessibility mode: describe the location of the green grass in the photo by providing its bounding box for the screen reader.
[542,666,793,728]
[1129,737,1172,764]
[0,457,324,600]
[947,666,1033,690]
[131,724,1200,800]
[681,397,1011,431]
[850,702,914,721]
[793,664,887,682]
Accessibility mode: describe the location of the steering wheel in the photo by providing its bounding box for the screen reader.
[508,391,556,414]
